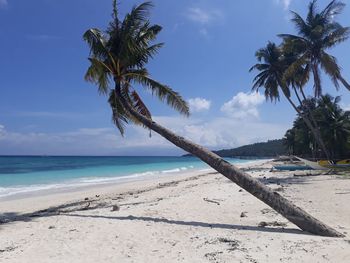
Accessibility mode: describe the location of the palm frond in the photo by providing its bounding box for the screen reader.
[147,79,190,116]
[265,76,281,101]
[137,23,162,43]
[130,2,154,22]
[306,0,318,25]
[83,29,109,59]
[252,70,269,83]
[130,90,152,119]
[252,74,268,92]
[85,58,112,95]
[108,90,129,136]
[88,57,114,73]
[117,84,148,127]
[283,53,309,82]
[319,51,340,89]
[321,0,345,22]
[112,0,118,21]
[146,43,164,58]
[249,63,269,72]
[290,11,310,37]
[129,72,189,116]
[278,34,308,43]
[108,4,157,70]
[122,2,153,34]
[323,26,350,47]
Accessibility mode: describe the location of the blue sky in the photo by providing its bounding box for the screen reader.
[0,0,350,155]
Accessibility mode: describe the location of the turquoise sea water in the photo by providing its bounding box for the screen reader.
[0,156,253,198]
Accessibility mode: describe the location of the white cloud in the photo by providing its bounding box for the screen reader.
[221,92,265,119]
[0,0,7,8]
[185,7,222,25]
[0,112,288,155]
[188,97,211,112]
[185,6,223,36]
[155,116,287,149]
[0,124,5,136]
[275,0,292,10]
[0,92,281,155]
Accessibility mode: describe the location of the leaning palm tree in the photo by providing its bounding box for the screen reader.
[250,42,330,159]
[83,0,342,237]
[279,0,350,97]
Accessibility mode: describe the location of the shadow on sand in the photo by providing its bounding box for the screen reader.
[1,172,327,236]
[63,213,310,236]
[0,209,311,236]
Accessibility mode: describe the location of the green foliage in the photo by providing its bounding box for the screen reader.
[249,42,287,101]
[183,140,288,158]
[215,140,287,158]
[250,1,350,159]
[278,0,350,97]
[251,0,350,101]
[284,94,350,159]
[83,1,189,136]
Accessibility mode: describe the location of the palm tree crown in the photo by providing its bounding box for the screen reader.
[279,0,350,97]
[249,42,290,101]
[83,1,189,135]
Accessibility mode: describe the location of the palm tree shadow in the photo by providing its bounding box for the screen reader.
[0,199,106,225]
[65,213,310,236]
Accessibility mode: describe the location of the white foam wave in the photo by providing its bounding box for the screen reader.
[0,164,199,198]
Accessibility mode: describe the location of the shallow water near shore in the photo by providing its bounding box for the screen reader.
[0,156,256,198]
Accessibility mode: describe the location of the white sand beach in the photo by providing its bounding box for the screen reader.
[1,160,350,263]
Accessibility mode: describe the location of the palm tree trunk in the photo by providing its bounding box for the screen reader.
[293,86,303,106]
[338,74,350,92]
[312,63,322,97]
[295,87,318,129]
[298,88,330,159]
[115,88,343,237]
[283,90,330,160]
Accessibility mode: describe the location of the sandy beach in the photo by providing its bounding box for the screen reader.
[1,160,350,263]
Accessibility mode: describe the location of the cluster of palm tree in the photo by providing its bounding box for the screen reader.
[250,0,350,160]
[284,94,350,159]
[83,0,344,236]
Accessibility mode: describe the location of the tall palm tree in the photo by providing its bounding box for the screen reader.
[250,42,330,159]
[83,0,342,237]
[284,129,296,155]
[279,0,350,97]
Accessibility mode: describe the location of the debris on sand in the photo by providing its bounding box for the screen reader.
[258,221,288,228]
[111,205,120,212]
[240,212,248,218]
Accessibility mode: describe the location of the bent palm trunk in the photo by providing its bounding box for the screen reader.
[117,89,343,237]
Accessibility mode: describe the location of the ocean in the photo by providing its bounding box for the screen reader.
[0,156,253,199]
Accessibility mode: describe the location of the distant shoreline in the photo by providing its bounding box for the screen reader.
[0,157,265,201]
